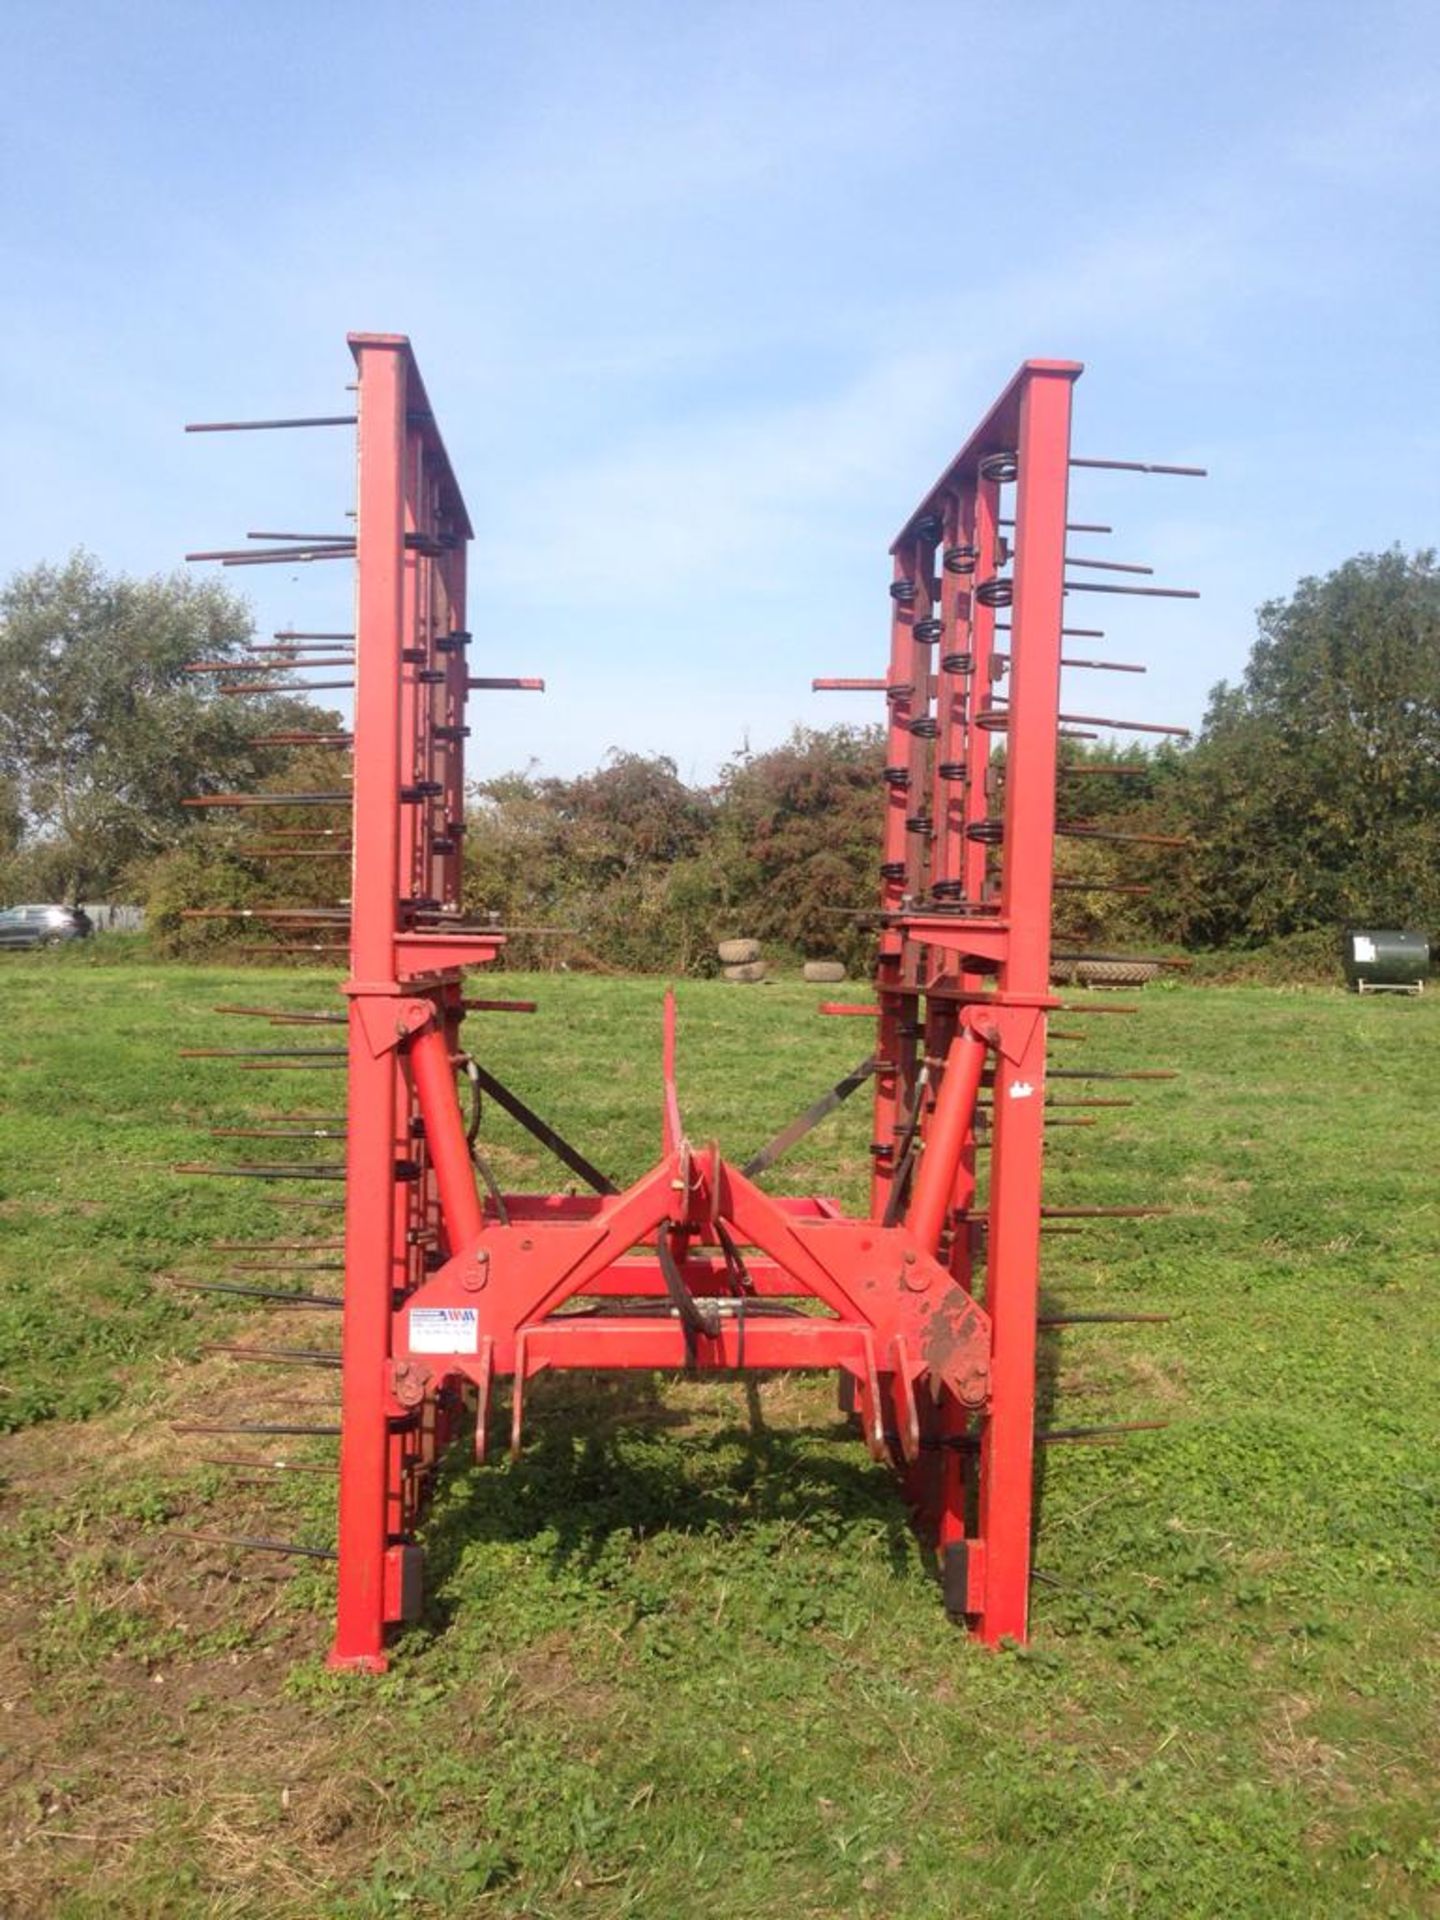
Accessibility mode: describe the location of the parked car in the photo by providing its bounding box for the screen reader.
[0,904,93,949]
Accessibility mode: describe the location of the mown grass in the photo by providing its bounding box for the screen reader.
[0,957,1436,1917]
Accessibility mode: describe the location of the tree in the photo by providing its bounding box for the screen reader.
[0,551,324,900]
[1180,548,1440,944]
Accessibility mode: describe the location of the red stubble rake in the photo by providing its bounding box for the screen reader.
[178,341,1199,1669]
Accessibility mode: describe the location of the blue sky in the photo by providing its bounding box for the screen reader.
[3,0,1437,780]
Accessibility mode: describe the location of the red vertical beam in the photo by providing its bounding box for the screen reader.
[963,477,1001,906]
[976,364,1077,1645]
[330,340,409,1672]
[870,541,923,1219]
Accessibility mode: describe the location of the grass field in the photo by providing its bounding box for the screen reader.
[0,958,1436,1918]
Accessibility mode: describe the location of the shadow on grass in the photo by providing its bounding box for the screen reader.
[417,1371,923,1631]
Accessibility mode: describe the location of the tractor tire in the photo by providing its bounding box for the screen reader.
[802,960,847,984]
[716,938,761,966]
[721,961,767,984]
[1073,959,1161,989]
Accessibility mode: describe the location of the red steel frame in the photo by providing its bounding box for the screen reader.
[328,344,1076,1669]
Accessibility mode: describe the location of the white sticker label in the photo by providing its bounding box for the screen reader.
[409,1306,479,1355]
[1007,1080,1035,1100]
[1353,936,1376,963]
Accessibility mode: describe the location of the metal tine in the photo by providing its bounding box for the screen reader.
[977,1097,1134,1111]
[210,1237,344,1251]
[1064,557,1154,575]
[179,1052,347,1067]
[1065,581,1199,600]
[964,1205,1172,1221]
[1001,518,1112,535]
[172,1420,341,1436]
[218,678,356,692]
[993,653,1146,676]
[267,1196,345,1210]
[1046,1067,1179,1081]
[184,907,350,921]
[1058,714,1189,738]
[996,624,1107,639]
[187,545,353,564]
[195,1455,339,1476]
[239,828,351,838]
[1053,880,1152,895]
[1070,457,1206,476]
[1038,1312,1172,1327]
[230,1260,344,1272]
[248,735,354,750]
[1055,1003,1141,1015]
[1056,824,1190,846]
[183,793,350,809]
[266,631,354,642]
[169,1279,341,1308]
[466,676,546,691]
[210,1127,346,1141]
[185,415,357,434]
[461,998,539,1015]
[168,1528,338,1562]
[247,531,354,544]
[204,1343,342,1369]
[210,1006,345,1024]
[1038,1421,1169,1444]
[173,1161,346,1180]
[184,657,353,674]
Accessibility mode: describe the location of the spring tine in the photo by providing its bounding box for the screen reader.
[248,734,354,749]
[203,1343,342,1369]
[813,677,888,692]
[179,1047,346,1058]
[209,1127,346,1141]
[219,678,356,691]
[210,1239,344,1251]
[1052,881,1152,895]
[168,1528,338,1561]
[1064,581,1200,600]
[269,630,354,641]
[171,1421,341,1436]
[195,1455,339,1476]
[461,998,539,1015]
[1057,714,1190,738]
[169,1280,342,1308]
[1038,1312,1172,1327]
[1046,1068,1178,1081]
[183,793,350,809]
[1065,556,1154,575]
[1055,1003,1141,1015]
[211,1006,344,1023]
[466,677,545,691]
[185,415,356,433]
[173,1162,347,1180]
[1070,457,1205,476]
[1001,519,1112,535]
[1062,658,1146,675]
[231,1262,343,1274]
[1037,1421,1170,1444]
[247,531,353,544]
[184,656,353,674]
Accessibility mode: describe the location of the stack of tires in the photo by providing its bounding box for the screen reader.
[717,938,766,984]
[715,942,850,985]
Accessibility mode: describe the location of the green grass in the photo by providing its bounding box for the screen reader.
[0,959,1436,1917]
